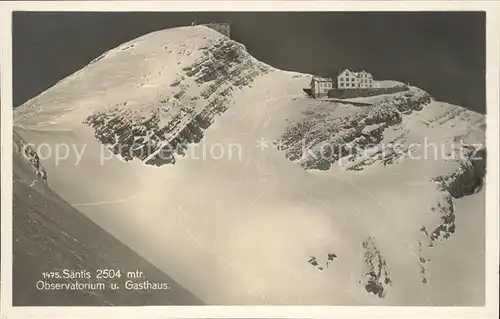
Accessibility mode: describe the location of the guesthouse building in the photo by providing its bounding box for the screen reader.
[337,69,374,89]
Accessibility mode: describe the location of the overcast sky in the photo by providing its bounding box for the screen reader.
[13,11,485,113]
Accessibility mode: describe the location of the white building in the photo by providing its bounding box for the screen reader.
[310,76,334,98]
[337,69,374,89]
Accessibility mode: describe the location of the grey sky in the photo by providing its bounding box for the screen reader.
[13,11,485,112]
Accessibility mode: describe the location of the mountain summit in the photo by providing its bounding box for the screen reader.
[14,25,486,305]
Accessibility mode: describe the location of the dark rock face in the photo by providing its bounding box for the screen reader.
[421,145,486,247]
[12,132,204,306]
[347,131,410,171]
[433,146,486,198]
[429,194,456,244]
[84,37,270,166]
[84,107,207,165]
[307,253,338,271]
[416,240,431,284]
[390,90,431,113]
[13,132,48,183]
[415,192,456,283]
[360,237,392,298]
[279,88,431,171]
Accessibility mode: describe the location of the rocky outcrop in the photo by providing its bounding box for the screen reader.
[279,87,431,171]
[418,144,486,249]
[360,237,392,298]
[346,131,411,171]
[84,37,270,166]
[416,240,431,284]
[84,106,209,165]
[428,193,456,245]
[389,90,431,114]
[415,191,456,286]
[307,253,338,272]
[13,132,48,183]
[432,146,486,198]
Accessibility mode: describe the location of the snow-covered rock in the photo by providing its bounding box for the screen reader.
[13,131,47,185]
[374,80,406,88]
[361,237,392,298]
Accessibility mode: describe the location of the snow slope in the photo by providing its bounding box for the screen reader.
[12,131,203,306]
[14,25,486,305]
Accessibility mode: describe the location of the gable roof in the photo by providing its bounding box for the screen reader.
[338,69,351,76]
[338,69,372,78]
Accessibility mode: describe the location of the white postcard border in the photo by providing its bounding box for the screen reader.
[1,1,498,319]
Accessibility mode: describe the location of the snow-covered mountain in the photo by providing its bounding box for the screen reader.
[14,25,486,305]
